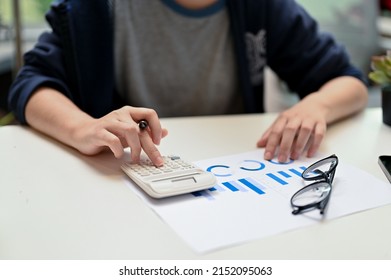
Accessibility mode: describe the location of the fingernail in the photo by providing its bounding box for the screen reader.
[154,136,161,145]
[156,156,164,166]
[264,152,272,160]
[278,154,287,163]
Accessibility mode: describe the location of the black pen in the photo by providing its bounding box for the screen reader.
[138,119,148,130]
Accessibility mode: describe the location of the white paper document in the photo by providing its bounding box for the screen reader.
[124,150,391,253]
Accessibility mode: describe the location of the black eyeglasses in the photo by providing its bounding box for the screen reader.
[290,154,338,215]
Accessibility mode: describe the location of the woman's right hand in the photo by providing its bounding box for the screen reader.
[72,106,168,166]
[26,88,168,166]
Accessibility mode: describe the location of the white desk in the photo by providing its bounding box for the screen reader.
[1,107,391,259]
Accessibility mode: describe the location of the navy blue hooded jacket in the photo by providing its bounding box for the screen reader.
[8,0,365,124]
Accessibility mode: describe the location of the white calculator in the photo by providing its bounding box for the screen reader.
[121,155,217,198]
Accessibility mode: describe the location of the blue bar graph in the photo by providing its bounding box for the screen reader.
[192,190,215,200]
[222,181,240,192]
[238,178,265,195]
[209,185,225,192]
[266,166,308,185]
[193,162,309,199]
[288,168,303,177]
[193,177,266,199]
[277,171,291,178]
[266,173,288,185]
[229,181,248,192]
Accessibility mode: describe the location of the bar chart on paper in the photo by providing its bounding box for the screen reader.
[144,150,317,253]
[125,149,391,253]
[192,154,308,200]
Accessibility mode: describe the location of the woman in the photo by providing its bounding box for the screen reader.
[8,0,368,166]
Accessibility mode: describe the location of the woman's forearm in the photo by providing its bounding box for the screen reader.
[25,87,94,150]
[314,76,368,124]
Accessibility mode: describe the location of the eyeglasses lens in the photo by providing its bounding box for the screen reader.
[302,157,337,179]
[291,181,331,207]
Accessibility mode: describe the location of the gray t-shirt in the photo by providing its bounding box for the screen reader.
[114,0,241,117]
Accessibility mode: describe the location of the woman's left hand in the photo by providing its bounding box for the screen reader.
[257,94,328,162]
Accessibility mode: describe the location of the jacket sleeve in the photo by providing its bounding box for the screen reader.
[8,6,72,124]
[266,0,367,98]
